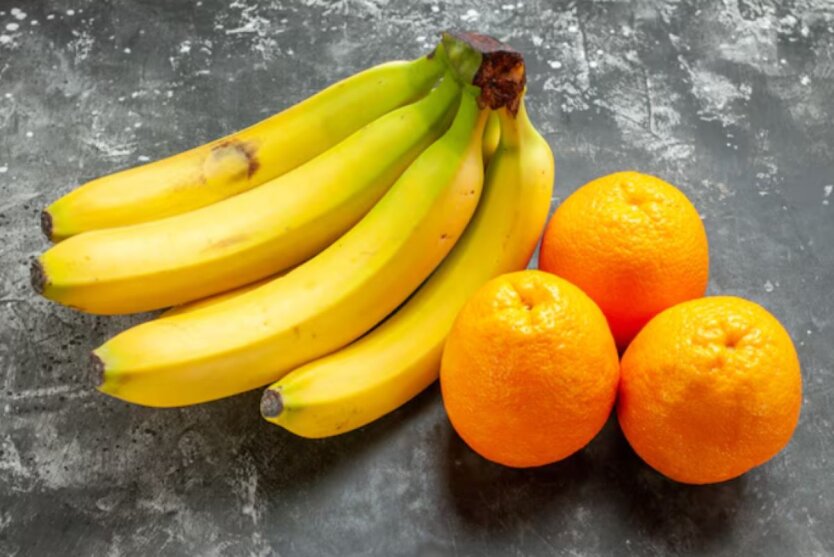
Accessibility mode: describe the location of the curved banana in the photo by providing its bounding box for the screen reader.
[160,275,276,318]
[482,111,501,165]
[34,75,461,315]
[261,98,554,438]
[91,91,489,407]
[43,54,444,240]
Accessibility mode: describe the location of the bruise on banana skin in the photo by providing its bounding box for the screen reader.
[203,138,260,183]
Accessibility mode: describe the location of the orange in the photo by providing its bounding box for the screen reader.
[618,296,802,484]
[539,171,709,349]
[440,270,620,468]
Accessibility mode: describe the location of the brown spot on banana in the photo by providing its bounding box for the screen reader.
[202,139,260,185]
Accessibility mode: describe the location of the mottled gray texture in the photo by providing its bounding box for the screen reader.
[1,0,833,555]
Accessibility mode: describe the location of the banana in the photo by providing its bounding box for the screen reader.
[261,98,554,438]
[33,75,461,315]
[43,54,445,241]
[90,90,489,407]
[482,111,501,165]
[160,275,277,318]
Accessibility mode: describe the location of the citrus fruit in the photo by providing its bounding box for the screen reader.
[539,171,709,349]
[440,270,620,468]
[618,296,802,484]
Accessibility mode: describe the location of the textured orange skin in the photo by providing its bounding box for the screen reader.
[618,296,802,485]
[440,270,620,468]
[539,171,709,350]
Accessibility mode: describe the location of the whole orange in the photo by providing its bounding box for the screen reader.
[539,171,709,349]
[618,296,802,484]
[440,270,620,468]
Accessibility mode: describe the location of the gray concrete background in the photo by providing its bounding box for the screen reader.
[1,0,833,555]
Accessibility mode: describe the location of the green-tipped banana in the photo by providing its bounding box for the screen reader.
[43,53,445,240]
[262,97,553,438]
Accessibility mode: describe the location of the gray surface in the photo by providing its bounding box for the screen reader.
[1,0,833,555]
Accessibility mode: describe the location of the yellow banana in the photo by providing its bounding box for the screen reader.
[261,98,554,438]
[43,54,445,241]
[34,75,461,315]
[160,275,277,318]
[482,111,501,165]
[91,91,489,407]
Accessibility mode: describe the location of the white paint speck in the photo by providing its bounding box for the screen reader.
[548,60,562,69]
[0,35,11,45]
[66,9,75,16]
[461,9,478,22]
[0,166,7,173]
[800,75,811,85]
[11,8,26,20]
[137,155,150,162]
[46,14,55,20]
[25,131,33,138]
[178,41,191,54]
[764,280,774,293]
[501,3,515,10]
[622,25,632,37]
[588,60,598,69]
[6,23,20,32]
[531,34,543,46]
[430,5,439,13]
[134,122,142,128]
[30,20,38,26]
[3,93,11,99]
[824,185,832,206]
[123,47,132,54]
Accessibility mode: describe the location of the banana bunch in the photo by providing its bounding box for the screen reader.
[32,32,554,437]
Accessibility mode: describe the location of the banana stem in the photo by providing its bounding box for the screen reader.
[439,31,526,114]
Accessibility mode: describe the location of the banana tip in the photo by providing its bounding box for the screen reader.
[260,389,284,419]
[40,210,53,240]
[29,258,46,294]
[89,352,105,388]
